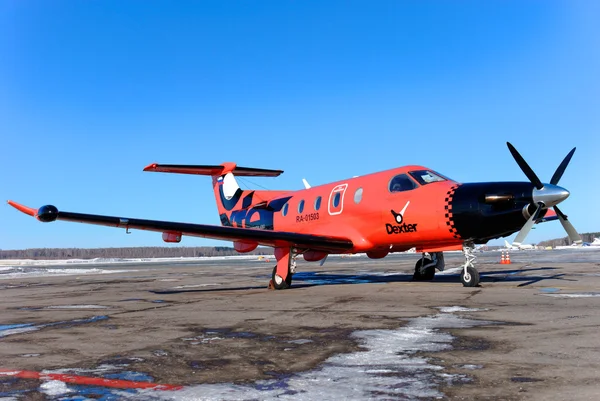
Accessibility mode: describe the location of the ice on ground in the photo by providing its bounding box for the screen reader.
[0,254,270,268]
[436,267,463,275]
[542,293,600,298]
[458,364,483,370]
[0,267,138,280]
[0,316,108,338]
[287,339,313,345]
[172,284,218,289]
[43,305,110,309]
[0,324,38,337]
[438,306,486,313]
[124,308,493,400]
[40,380,72,396]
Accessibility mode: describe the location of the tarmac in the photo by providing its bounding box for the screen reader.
[1,249,600,400]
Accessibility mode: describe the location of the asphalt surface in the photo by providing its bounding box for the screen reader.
[1,249,600,400]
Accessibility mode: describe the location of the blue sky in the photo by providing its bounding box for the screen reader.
[1,1,598,250]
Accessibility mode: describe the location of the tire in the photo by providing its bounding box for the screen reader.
[413,258,435,281]
[271,265,291,290]
[461,266,480,287]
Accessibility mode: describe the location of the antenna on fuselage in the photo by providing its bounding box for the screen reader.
[302,178,311,189]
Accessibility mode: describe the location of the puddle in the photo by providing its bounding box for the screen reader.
[539,287,560,293]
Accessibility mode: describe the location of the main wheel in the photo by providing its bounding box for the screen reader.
[271,265,292,290]
[461,266,480,287]
[413,258,435,281]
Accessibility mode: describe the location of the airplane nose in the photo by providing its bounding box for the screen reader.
[532,184,570,207]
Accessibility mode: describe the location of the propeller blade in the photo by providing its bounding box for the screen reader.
[506,142,544,190]
[554,206,583,245]
[550,147,576,185]
[513,202,544,247]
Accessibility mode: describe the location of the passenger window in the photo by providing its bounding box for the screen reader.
[388,174,417,192]
[354,188,363,204]
[298,200,305,214]
[314,196,322,211]
[333,192,341,207]
[282,203,289,216]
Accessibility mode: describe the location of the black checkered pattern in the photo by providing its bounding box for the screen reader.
[444,185,461,239]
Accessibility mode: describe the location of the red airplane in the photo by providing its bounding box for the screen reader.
[8,143,581,288]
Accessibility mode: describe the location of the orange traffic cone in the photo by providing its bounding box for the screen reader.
[500,251,506,264]
[505,251,511,264]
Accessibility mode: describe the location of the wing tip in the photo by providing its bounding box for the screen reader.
[143,163,158,172]
[7,200,37,217]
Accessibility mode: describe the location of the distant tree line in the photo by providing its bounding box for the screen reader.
[538,232,599,247]
[0,246,272,260]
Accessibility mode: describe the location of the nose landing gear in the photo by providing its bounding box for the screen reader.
[460,243,480,287]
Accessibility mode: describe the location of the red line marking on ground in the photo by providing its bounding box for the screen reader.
[0,369,183,391]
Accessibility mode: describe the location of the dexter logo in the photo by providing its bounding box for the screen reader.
[386,201,418,234]
[386,222,418,234]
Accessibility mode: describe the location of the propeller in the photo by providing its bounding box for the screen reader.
[507,142,582,246]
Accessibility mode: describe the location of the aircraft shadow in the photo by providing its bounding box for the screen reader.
[151,266,567,294]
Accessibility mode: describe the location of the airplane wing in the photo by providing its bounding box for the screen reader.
[7,201,354,252]
[537,208,558,223]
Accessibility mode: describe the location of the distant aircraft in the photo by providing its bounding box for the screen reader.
[504,240,535,251]
[8,143,582,288]
[559,237,600,249]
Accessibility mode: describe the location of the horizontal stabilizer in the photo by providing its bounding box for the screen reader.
[143,163,283,177]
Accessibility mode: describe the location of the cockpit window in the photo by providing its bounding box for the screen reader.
[388,174,417,192]
[408,170,447,185]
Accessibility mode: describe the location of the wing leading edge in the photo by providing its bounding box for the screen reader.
[7,201,354,252]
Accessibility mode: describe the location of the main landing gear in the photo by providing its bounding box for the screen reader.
[270,247,297,290]
[413,252,445,281]
[460,242,480,287]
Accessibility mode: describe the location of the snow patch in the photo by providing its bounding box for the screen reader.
[127,308,493,400]
[40,380,72,396]
[43,305,109,310]
[172,284,218,289]
[287,339,313,345]
[0,267,137,280]
[438,306,485,313]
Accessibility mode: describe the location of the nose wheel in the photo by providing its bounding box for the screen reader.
[461,243,480,287]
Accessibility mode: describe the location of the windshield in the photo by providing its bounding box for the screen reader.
[408,170,447,185]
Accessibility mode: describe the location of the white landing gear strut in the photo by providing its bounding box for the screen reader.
[461,242,480,287]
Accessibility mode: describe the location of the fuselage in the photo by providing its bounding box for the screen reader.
[217,165,542,255]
